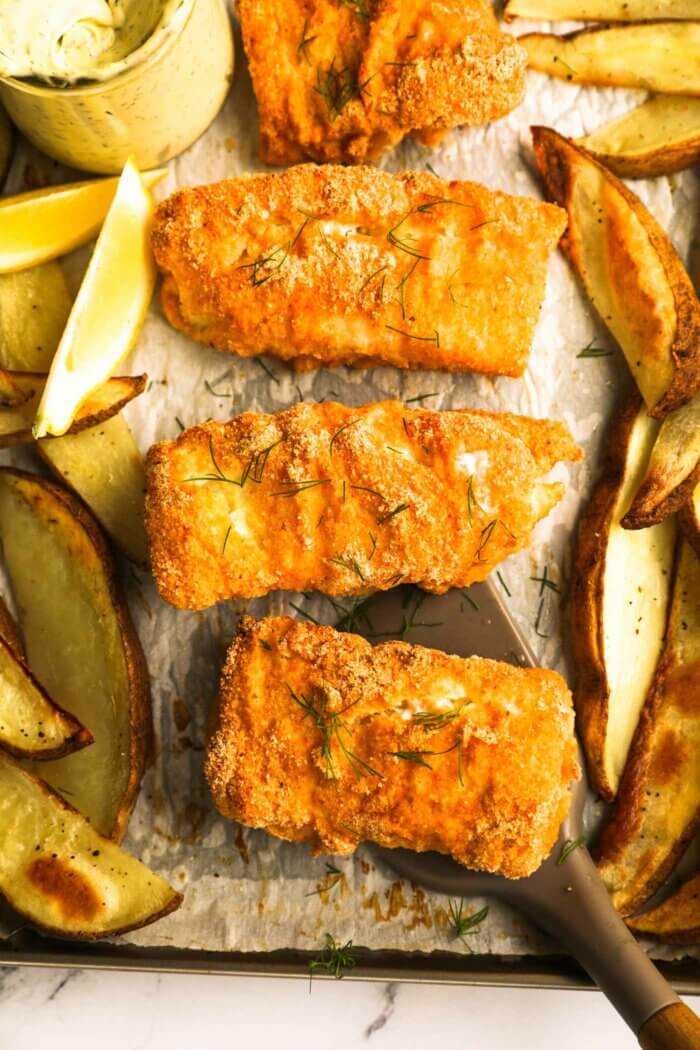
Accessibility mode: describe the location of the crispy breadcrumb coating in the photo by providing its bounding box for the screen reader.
[151,164,566,375]
[145,400,581,609]
[205,616,579,879]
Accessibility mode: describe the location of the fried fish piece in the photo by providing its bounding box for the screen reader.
[151,164,566,375]
[238,0,526,165]
[205,616,579,879]
[145,400,581,610]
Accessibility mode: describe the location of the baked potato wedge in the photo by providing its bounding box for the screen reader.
[622,393,700,528]
[0,754,181,940]
[521,23,700,96]
[627,871,700,944]
[505,0,699,20]
[0,469,152,840]
[37,414,149,567]
[578,97,700,180]
[0,635,92,761]
[0,593,22,658]
[571,398,676,801]
[595,539,700,915]
[0,105,12,191]
[0,261,72,371]
[0,372,146,448]
[532,126,700,419]
[680,482,700,558]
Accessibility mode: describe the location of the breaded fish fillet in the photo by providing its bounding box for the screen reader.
[238,0,526,165]
[205,617,579,878]
[145,400,581,610]
[152,165,566,375]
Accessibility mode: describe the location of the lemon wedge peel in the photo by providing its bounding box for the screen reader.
[0,168,165,274]
[33,160,158,439]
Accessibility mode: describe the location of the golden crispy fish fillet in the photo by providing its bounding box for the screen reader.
[145,400,582,610]
[237,0,526,165]
[205,617,579,878]
[152,165,566,375]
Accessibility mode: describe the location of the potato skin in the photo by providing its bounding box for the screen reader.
[532,125,700,420]
[679,485,700,559]
[583,139,700,180]
[627,870,700,945]
[0,468,153,842]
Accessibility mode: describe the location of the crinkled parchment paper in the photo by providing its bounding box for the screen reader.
[6,6,700,963]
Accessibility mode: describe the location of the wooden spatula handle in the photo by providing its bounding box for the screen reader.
[639,1003,700,1049]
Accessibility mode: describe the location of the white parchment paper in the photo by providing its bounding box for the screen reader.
[6,7,700,962]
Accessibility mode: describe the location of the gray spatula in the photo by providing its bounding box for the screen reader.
[362,580,700,1049]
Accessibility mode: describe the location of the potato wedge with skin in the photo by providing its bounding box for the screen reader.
[680,482,700,558]
[0,593,22,659]
[0,635,92,761]
[38,414,149,567]
[0,754,181,940]
[0,469,152,840]
[0,261,72,371]
[627,871,700,944]
[532,127,700,419]
[579,97,700,180]
[0,369,30,408]
[571,398,676,801]
[0,372,146,448]
[505,0,699,20]
[595,539,700,915]
[521,24,700,96]
[623,393,700,528]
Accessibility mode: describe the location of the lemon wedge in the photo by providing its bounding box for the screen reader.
[33,159,157,439]
[0,167,164,274]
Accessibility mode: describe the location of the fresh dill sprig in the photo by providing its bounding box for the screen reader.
[385,324,440,347]
[351,484,385,500]
[319,230,344,262]
[358,265,388,300]
[175,416,186,432]
[557,836,586,865]
[448,900,489,944]
[289,601,321,625]
[329,419,360,454]
[222,525,232,554]
[412,704,467,730]
[305,862,344,898]
[185,435,242,486]
[368,532,377,560]
[404,392,438,404]
[496,571,511,598]
[204,378,233,398]
[531,565,560,595]
[315,59,373,121]
[387,209,431,260]
[534,596,549,639]
[473,519,514,562]
[425,161,441,178]
[377,502,409,525]
[469,218,497,232]
[388,740,460,769]
[240,213,315,286]
[309,933,357,987]
[272,478,330,497]
[254,357,280,384]
[399,588,443,638]
[297,16,317,63]
[330,554,366,583]
[243,439,282,485]
[466,475,483,527]
[461,589,479,611]
[577,339,612,359]
[288,685,383,780]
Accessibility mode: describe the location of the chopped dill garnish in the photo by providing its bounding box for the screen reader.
[272,478,330,497]
[397,588,443,638]
[387,209,431,260]
[377,502,409,525]
[576,339,612,359]
[259,639,273,651]
[553,54,577,77]
[243,439,282,486]
[448,901,489,944]
[289,601,321,625]
[393,256,420,319]
[412,704,466,730]
[240,213,315,286]
[496,571,511,598]
[315,59,373,121]
[358,264,389,299]
[466,475,483,527]
[388,740,460,769]
[328,593,377,634]
[368,532,377,560]
[469,219,497,232]
[350,484,385,500]
[288,684,383,780]
[204,378,233,398]
[222,524,232,554]
[175,417,186,432]
[341,479,347,503]
[557,836,586,865]
[461,589,479,611]
[305,862,344,898]
[297,16,317,63]
[531,565,560,595]
[254,357,280,384]
[385,324,440,347]
[405,392,438,404]
[329,419,360,454]
[185,435,243,486]
[473,519,514,562]
[309,933,357,987]
[534,596,549,639]
[425,161,441,178]
[330,554,366,582]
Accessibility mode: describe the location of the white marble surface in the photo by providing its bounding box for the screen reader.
[0,966,697,1047]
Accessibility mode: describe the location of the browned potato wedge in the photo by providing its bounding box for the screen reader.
[627,871,700,944]
[0,262,72,371]
[571,398,676,801]
[579,97,700,179]
[0,593,22,658]
[0,754,181,940]
[38,414,149,567]
[0,106,12,191]
[532,127,700,419]
[505,0,699,19]
[521,24,700,95]
[622,393,700,528]
[0,635,92,761]
[0,469,152,840]
[595,539,700,915]
[0,372,145,448]
[680,482,700,558]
